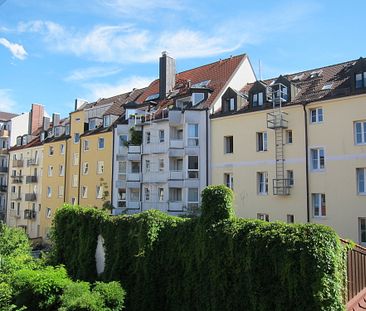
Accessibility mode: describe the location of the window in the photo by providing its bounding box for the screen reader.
[11,202,14,210]
[287,170,294,187]
[311,148,325,170]
[355,121,366,144]
[97,161,104,174]
[224,173,233,189]
[257,132,267,152]
[188,188,199,211]
[355,72,366,89]
[312,193,326,217]
[74,133,80,144]
[224,136,233,154]
[58,186,64,198]
[158,188,164,201]
[310,108,323,123]
[253,92,264,107]
[47,186,52,198]
[59,165,64,176]
[118,161,126,180]
[81,186,88,198]
[257,213,269,221]
[82,162,89,175]
[72,175,78,187]
[104,115,111,127]
[130,189,140,201]
[48,166,53,177]
[49,146,54,156]
[117,189,126,208]
[146,132,151,144]
[96,186,103,199]
[169,188,182,202]
[73,153,79,166]
[257,172,268,195]
[60,144,65,154]
[119,135,128,147]
[192,93,205,105]
[224,97,235,112]
[98,137,105,149]
[188,156,199,178]
[145,160,150,172]
[159,159,164,171]
[83,140,89,151]
[46,208,52,218]
[188,124,199,146]
[359,218,366,246]
[287,214,294,224]
[159,130,165,143]
[131,162,140,173]
[286,130,293,144]
[357,168,366,194]
[144,188,150,201]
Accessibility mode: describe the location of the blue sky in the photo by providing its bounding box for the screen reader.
[0,0,365,117]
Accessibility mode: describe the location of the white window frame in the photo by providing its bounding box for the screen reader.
[312,193,326,217]
[96,185,103,199]
[158,187,164,201]
[82,162,89,175]
[257,213,269,221]
[97,161,104,175]
[257,172,268,195]
[354,120,366,145]
[60,144,65,155]
[286,170,294,187]
[257,132,267,152]
[224,173,233,190]
[224,136,233,154]
[83,140,90,151]
[253,92,263,107]
[98,137,105,150]
[359,218,366,246]
[81,186,88,199]
[73,153,79,166]
[144,187,150,201]
[310,148,325,171]
[310,108,323,123]
[118,161,126,180]
[47,186,52,198]
[187,188,199,211]
[146,132,151,144]
[188,156,199,179]
[46,208,52,219]
[117,189,126,208]
[159,158,164,171]
[74,133,80,144]
[357,168,366,195]
[49,146,54,156]
[59,164,64,176]
[159,130,165,143]
[48,166,53,177]
[188,124,199,146]
[355,72,366,89]
[72,175,78,188]
[169,188,182,202]
[58,186,64,198]
[145,160,150,172]
[286,130,293,144]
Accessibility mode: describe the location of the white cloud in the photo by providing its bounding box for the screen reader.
[83,75,153,100]
[65,66,122,81]
[97,0,183,14]
[0,37,27,60]
[0,89,17,111]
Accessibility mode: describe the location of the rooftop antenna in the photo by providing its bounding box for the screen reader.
[258,60,262,81]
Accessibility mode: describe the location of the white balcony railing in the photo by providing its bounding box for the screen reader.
[170,140,184,149]
[128,145,141,154]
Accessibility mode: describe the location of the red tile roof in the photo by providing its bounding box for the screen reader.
[138,54,247,109]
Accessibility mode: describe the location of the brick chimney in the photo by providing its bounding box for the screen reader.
[29,103,44,135]
[159,51,176,100]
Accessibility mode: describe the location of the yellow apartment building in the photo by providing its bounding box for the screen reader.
[7,135,44,239]
[211,57,366,245]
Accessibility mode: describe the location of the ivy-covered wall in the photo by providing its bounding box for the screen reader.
[52,185,346,311]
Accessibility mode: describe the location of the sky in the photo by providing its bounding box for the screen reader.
[0,0,365,117]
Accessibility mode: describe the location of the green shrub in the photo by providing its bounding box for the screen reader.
[0,223,31,257]
[93,281,125,311]
[12,266,71,310]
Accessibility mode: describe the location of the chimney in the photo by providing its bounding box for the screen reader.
[74,98,88,111]
[159,51,176,99]
[43,117,50,131]
[52,113,60,127]
[29,103,44,135]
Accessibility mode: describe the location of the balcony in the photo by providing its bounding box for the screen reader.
[127,201,141,211]
[143,202,168,212]
[25,193,37,201]
[26,176,38,183]
[12,160,24,168]
[24,209,36,219]
[127,173,141,182]
[10,175,23,183]
[143,172,169,183]
[128,145,141,154]
[170,171,184,180]
[0,185,7,192]
[170,139,184,149]
[10,193,22,200]
[168,202,185,212]
[0,166,8,173]
[27,158,39,166]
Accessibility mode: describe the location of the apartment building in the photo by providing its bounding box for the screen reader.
[112,52,256,215]
[211,57,366,244]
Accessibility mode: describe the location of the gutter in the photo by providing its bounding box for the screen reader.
[302,103,310,223]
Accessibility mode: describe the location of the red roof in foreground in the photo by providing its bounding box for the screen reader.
[138,54,247,109]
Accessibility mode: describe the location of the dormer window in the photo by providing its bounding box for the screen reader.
[253,92,264,107]
[222,98,235,112]
[88,118,102,130]
[65,124,70,136]
[16,136,21,146]
[22,135,27,145]
[54,126,63,137]
[103,115,111,127]
[192,93,205,106]
[355,72,366,89]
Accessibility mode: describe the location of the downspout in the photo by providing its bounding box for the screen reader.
[140,123,144,212]
[302,103,310,223]
[110,127,115,214]
[205,109,209,186]
[77,137,82,205]
[63,138,68,202]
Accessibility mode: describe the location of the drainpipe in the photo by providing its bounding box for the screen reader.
[63,138,68,201]
[77,137,82,205]
[111,126,115,214]
[205,109,209,186]
[302,103,310,223]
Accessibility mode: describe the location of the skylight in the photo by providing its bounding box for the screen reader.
[321,83,333,90]
[145,93,159,101]
[191,80,211,88]
[310,70,322,78]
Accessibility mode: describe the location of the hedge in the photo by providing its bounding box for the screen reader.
[52,185,346,311]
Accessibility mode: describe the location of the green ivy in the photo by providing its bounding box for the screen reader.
[52,186,346,311]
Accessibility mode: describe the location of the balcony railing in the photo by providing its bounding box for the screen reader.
[10,175,23,183]
[0,166,8,173]
[27,158,39,166]
[24,209,36,219]
[10,193,22,200]
[26,175,38,183]
[12,160,24,168]
[0,185,7,192]
[25,193,37,201]
[128,145,141,154]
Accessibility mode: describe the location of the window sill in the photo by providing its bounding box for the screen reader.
[257,193,268,196]
[357,192,366,196]
[311,169,325,173]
